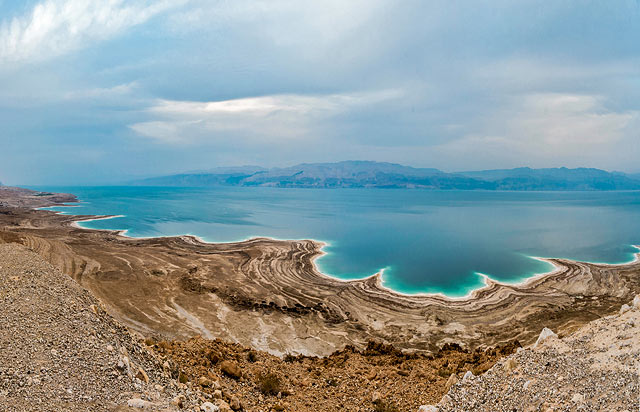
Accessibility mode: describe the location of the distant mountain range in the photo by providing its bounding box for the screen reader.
[132,161,640,191]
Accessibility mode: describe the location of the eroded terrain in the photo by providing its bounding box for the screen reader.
[1,186,639,357]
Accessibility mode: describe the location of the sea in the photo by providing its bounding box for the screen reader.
[33,186,640,297]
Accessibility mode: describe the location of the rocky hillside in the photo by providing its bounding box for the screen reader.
[0,243,176,411]
[419,294,640,412]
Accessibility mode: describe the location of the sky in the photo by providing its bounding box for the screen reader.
[0,0,639,185]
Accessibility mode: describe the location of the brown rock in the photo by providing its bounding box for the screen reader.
[199,376,213,387]
[445,373,458,391]
[136,367,149,384]
[230,395,242,410]
[220,360,242,379]
[217,400,233,412]
[171,395,185,408]
[504,358,517,372]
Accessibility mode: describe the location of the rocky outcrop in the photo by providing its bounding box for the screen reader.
[425,295,640,411]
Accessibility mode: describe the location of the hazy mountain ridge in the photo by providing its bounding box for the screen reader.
[132,161,640,190]
[456,167,640,191]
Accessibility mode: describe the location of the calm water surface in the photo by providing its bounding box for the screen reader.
[34,186,640,297]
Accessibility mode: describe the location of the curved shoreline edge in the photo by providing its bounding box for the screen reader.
[47,204,640,301]
[3,186,640,356]
[53,204,640,301]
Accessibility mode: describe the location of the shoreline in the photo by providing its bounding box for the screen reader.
[4,185,640,356]
[50,202,640,300]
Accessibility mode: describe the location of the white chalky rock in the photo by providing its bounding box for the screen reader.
[462,370,474,381]
[633,295,640,310]
[533,327,557,349]
[418,406,439,412]
[620,304,631,314]
[127,398,154,409]
[201,402,220,412]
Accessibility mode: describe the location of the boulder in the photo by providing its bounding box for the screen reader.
[462,370,474,381]
[633,295,640,310]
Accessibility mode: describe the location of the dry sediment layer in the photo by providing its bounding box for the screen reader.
[1,186,639,357]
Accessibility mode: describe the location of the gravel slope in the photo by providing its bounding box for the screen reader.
[0,243,177,412]
[423,295,640,412]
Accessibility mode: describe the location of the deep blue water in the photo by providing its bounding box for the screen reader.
[33,186,640,297]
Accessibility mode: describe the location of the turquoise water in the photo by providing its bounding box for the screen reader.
[33,186,640,297]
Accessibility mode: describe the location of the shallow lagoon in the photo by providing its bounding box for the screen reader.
[36,186,640,297]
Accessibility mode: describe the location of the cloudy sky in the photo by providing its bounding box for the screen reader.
[1,0,639,184]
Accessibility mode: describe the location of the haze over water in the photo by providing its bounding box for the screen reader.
[37,186,640,297]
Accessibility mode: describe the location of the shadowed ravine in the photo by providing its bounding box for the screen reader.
[1,186,639,357]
